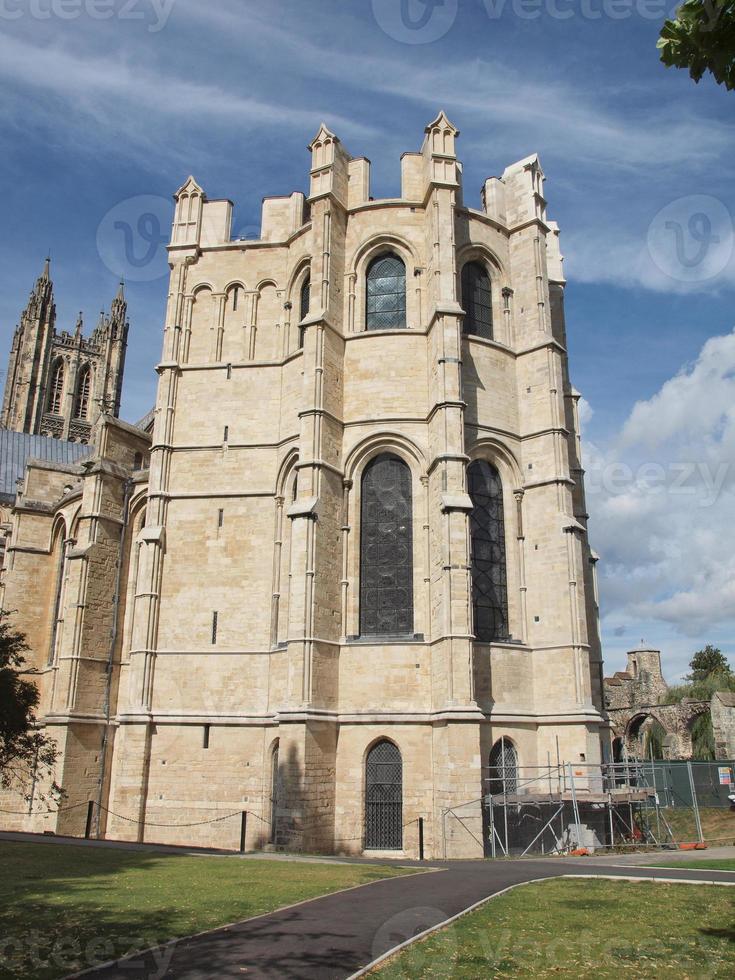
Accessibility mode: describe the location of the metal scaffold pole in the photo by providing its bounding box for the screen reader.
[687,761,704,844]
[567,762,583,850]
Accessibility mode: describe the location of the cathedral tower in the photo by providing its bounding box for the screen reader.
[0,262,129,444]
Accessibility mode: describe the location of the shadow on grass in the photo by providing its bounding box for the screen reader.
[699,923,735,945]
[0,841,393,980]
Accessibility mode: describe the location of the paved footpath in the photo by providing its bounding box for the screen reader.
[2,833,733,980]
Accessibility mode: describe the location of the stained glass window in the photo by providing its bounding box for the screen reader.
[461,262,493,339]
[366,254,406,331]
[360,454,413,636]
[468,460,509,641]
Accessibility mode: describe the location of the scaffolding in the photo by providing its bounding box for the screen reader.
[443,758,735,858]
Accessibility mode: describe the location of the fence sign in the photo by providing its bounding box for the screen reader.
[718,767,732,785]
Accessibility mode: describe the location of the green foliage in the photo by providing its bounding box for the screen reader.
[658,0,735,90]
[664,669,735,704]
[690,711,716,759]
[688,644,732,681]
[0,611,59,801]
[644,720,667,760]
[658,649,734,759]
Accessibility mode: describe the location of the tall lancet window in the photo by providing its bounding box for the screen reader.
[468,460,509,641]
[74,366,91,420]
[299,277,310,349]
[48,360,64,415]
[366,253,406,330]
[461,262,493,339]
[360,454,413,636]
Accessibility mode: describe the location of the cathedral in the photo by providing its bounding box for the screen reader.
[0,115,606,858]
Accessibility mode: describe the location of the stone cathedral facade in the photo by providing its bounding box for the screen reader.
[0,115,605,858]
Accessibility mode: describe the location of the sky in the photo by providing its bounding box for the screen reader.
[1,0,733,680]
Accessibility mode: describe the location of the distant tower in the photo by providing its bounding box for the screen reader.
[0,261,129,444]
[1,258,56,434]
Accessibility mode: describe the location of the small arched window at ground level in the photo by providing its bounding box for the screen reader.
[74,366,91,420]
[366,253,406,330]
[365,740,403,850]
[461,261,493,339]
[487,737,518,797]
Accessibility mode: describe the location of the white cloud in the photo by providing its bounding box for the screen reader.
[588,330,735,675]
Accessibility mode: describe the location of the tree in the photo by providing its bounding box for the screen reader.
[687,644,732,682]
[0,611,59,802]
[658,0,735,91]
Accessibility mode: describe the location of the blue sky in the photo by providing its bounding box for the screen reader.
[1,0,734,679]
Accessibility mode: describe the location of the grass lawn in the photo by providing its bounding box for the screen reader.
[663,807,735,845]
[652,857,735,872]
[373,879,735,978]
[0,841,415,980]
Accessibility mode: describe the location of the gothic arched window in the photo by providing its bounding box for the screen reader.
[360,454,413,636]
[366,253,406,331]
[74,366,91,420]
[365,740,403,850]
[48,360,64,415]
[488,737,518,797]
[461,261,493,339]
[468,460,509,642]
[299,276,310,349]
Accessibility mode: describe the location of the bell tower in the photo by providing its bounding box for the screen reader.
[1,257,56,432]
[1,263,129,444]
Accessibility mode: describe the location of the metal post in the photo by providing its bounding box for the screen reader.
[567,763,582,850]
[85,801,95,840]
[556,737,561,794]
[489,796,496,859]
[687,761,704,844]
[418,817,424,861]
[608,796,615,849]
[240,811,248,853]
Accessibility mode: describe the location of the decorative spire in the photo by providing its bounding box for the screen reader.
[75,311,83,336]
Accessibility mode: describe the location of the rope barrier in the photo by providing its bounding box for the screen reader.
[97,805,242,829]
[0,801,89,817]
